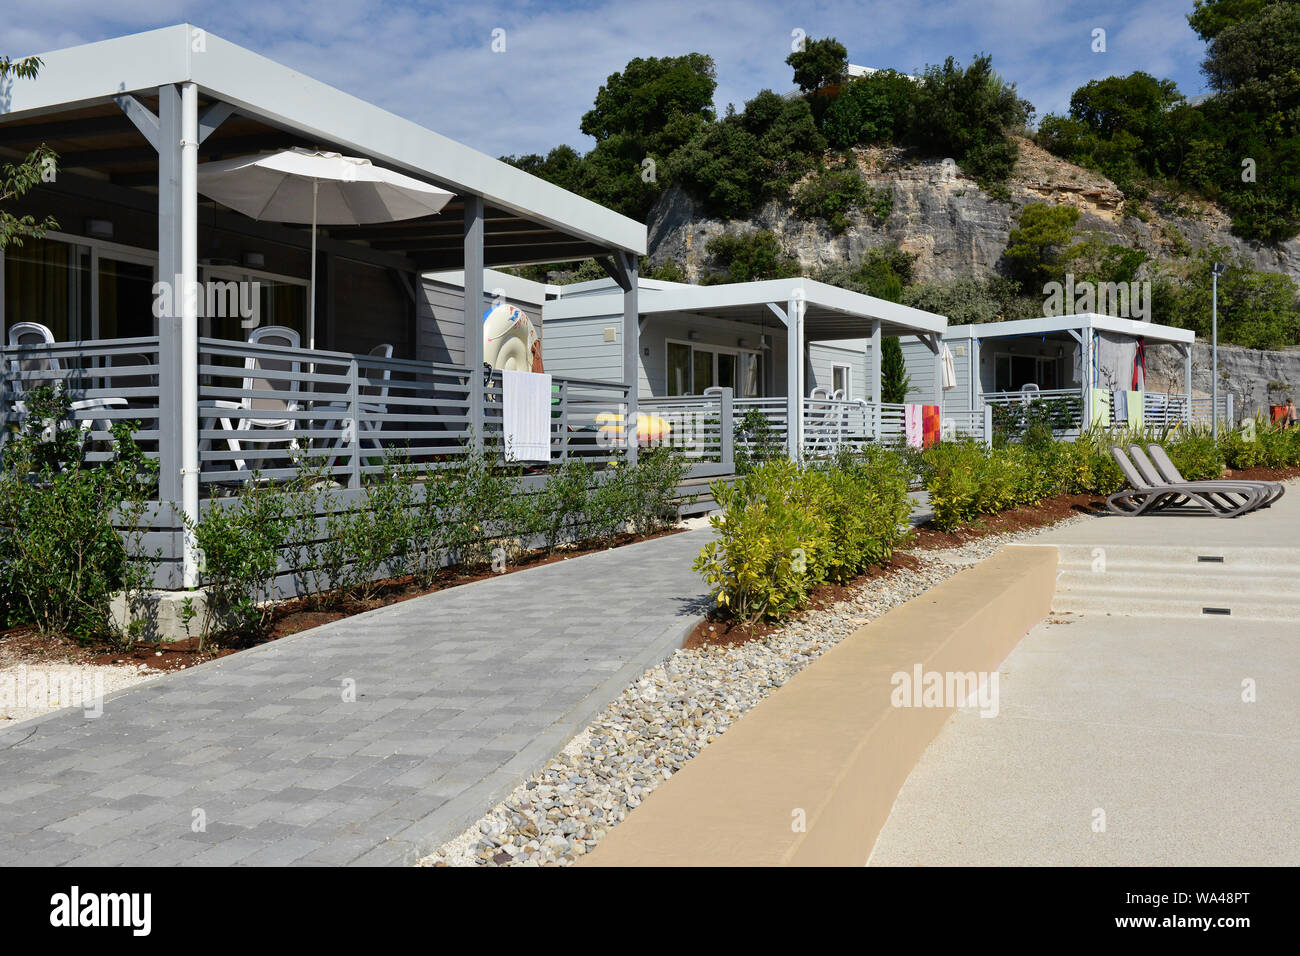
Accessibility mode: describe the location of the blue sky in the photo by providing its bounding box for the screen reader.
[6,0,1210,158]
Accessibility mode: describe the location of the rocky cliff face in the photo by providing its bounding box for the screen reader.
[1148,342,1300,419]
[646,137,1300,286]
[647,137,1300,413]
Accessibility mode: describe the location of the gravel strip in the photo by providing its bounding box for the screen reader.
[0,662,153,727]
[418,517,1083,867]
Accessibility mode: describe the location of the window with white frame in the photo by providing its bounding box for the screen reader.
[831,363,851,398]
[665,338,763,397]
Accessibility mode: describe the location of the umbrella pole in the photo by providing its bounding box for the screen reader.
[309,179,318,351]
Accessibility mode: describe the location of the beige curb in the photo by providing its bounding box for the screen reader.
[580,545,1058,866]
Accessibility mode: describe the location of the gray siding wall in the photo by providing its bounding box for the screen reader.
[808,341,869,398]
[543,309,790,397]
[543,314,625,385]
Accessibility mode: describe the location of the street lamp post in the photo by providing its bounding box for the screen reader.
[1211,262,1227,440]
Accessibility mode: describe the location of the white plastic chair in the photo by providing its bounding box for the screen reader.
[803,386,844,457]
[198,325,302,476]
[5,321,128,439]
[314,343,394,472]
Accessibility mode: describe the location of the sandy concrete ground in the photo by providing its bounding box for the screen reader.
[870,482,1300,866]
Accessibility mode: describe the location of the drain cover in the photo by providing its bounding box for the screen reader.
[1202,607,1231,616]
[1197,555,1225,563]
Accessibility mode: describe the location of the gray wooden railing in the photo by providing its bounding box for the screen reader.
[0,335,163,463]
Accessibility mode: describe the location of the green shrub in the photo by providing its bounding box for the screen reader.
[820,70,915,147]
[792,168,886,233]
[626,446,689,536]
[1164,429,1223,481]
[530,457,595,552]
[0,386,157,641]
[191,482,290,641]
[695,453,909,620]
[734,407,786,475]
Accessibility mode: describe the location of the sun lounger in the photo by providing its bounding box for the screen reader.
[1106,446,1266,518]
[1127,444,1273,513]
[1145,443,1285,507]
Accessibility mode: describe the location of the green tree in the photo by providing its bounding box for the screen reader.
[670,90,825,218]
[820,69,915,147]
[703,231,799,283]
[909,54,1033,187]
[815,244,917,298]
[786,37,848,93]
[0,56,58,250]
[880,337,912,403]
[1187,0,1288,39]
[901,275,1037,325]
[580,54,718,157]
[1003,202,1082,289]
[1152,247,1300,348]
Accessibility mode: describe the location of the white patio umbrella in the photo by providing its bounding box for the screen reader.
[940,342,958,390]
[197,148,454,349]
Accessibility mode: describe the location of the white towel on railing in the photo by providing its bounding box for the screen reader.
[502,369,552,462]
[904,403,924,449]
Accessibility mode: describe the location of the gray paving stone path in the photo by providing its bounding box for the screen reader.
[0,529,714,866]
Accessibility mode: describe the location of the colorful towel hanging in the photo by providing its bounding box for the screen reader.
[923,404,941,447]
[904,404,923,448]
[1126,390,1144,430]
[905,404,941,448]
[1090,388,1111,427]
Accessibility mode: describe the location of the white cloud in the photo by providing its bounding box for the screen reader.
[3,0,1209,155]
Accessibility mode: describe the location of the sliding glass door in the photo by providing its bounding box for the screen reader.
[665,339,764,397]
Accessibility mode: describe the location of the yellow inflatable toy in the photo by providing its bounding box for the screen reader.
[596,411,672,446]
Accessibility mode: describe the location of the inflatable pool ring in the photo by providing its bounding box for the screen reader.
[483,302,543,373]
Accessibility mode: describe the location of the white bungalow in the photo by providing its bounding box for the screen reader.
[899,313,1212,432]
[542,275,960,457]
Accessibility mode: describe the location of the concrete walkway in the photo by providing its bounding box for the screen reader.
[0,529,714,866]
[870,485,1300,865]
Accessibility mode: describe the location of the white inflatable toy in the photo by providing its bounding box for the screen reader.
[483,302,542,372]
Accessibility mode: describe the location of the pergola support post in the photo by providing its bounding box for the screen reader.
[920,332,942,407]
[463,196,485,453]
[1068,328,1089,430]
[178,82,200,588]
[869,319,882,440]
[599,252,640,465]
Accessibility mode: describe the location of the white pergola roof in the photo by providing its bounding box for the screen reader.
[548,277,947,339]
[2,24,646,261]
[946,313,1194,345]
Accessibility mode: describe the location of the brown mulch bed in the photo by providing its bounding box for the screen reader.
[908,492,1109,550]
[0,525,686,673]
[1222,464,1300,483]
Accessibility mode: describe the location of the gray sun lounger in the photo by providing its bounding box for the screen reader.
[1107,446,1267,518]
[1145,443,1285,507]
[1127,445,1275,513]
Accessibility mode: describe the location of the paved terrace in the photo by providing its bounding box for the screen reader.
[0,529,713,866]
[870,483,1300,865]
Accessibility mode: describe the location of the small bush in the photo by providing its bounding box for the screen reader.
[0,386,158,641]
[191,482,290,641]
[792,168,883,233]
[694,452,909,621]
